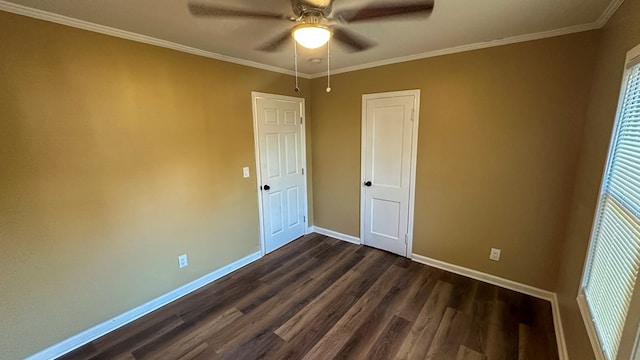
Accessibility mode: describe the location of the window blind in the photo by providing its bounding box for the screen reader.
[584,62,640,360]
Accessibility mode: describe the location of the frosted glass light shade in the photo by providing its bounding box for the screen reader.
[293,25,331,49]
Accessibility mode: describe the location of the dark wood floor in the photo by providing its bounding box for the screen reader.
[58,234,559,360]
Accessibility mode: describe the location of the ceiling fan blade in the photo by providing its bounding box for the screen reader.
[333,1,434,23]
[332,28,375,52]
[256,30,292,52]
[188,3,294,21]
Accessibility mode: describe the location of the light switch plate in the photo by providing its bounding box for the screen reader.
[243,167,250,178]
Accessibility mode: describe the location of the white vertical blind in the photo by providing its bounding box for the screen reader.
[584,62,640,360]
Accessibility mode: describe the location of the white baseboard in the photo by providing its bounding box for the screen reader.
[305,226,315,235]
[26,251,262,360]
[411,254,568,360]
[25,237,569,359]
[411,254,553,300]
[313,226,361,245]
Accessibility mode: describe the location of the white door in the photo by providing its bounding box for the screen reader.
[361,90,420,257]
[252,93,307,254]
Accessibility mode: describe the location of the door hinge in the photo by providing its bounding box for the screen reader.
[303,216,306,223]
[411,109,415,121]
[302,168,304,175]
[405,234,408,244]
[300,116,303,124]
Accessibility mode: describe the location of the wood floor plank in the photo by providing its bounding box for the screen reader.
[177,237,332,324]
[363,315,411,360]
[257,244,328,285]
[331,286,404,360]
[88,315,184,359]
[183,234,321,303]
[395,280,454,360]
[348,247,387,273]
[518,323,547,360]
[217,328,286,360]
[425,307,473,359]
[532,297,560,360]
[177,342,209,360]
[185,238,358,327]
[132,307,243,359]
[233,256,322,314]
[344,251,406,300]
[457,345,487,360]
[300,264,407,360]
[236,275,305,315]
[484,300,520,360]
[209,247,365,356]
[394,265,444,321]
[327,261,434,360]
[463,281,498,354]
[314,240,353,262]
[238,240,364,313]
[57,234,560,360]
[262,294,360,360]
[56,343,98,360]
[237,250,399,359]
[275,269,362,341]
[441,271,479,315]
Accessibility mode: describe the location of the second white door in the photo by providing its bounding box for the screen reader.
[253,93,307,254]
[361,90,420,257]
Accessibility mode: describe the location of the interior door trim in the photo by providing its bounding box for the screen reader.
[360,89,420,258]
[251,91,309,256]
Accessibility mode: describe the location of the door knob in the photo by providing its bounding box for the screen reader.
[364,181,372,187]
[263,184,271,191]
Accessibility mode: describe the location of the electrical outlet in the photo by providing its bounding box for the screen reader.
[243,167,250,178]
[489,248,501,261]
[178,254,188,268]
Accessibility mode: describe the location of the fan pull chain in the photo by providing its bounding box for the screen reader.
[294,40,300,93]
[326,39,331,93]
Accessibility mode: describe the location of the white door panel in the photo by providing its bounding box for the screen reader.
[362,91,419,257]
[268,190,284,236]
[372,106,406,188]
[253,94,307,254]
[370,198,401,239]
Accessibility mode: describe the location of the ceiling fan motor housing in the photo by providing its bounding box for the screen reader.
[291,0,333,18]
[300,15,325,25]
[187,0,435,53]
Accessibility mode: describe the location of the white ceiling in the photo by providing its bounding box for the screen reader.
[1,0,619,76]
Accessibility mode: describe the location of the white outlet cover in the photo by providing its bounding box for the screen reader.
[489,248,501,261]
[178,254,188,268]
[242,167,250,178]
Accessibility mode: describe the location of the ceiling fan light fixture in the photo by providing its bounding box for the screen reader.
[292,24,331,49]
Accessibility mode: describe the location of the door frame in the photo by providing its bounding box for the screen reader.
[360,89,420,258]
[251,91,309,256]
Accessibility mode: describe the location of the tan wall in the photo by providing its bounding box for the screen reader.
[0,11,311,359]
[555,0,640,358]
[310,32,598,290]
[4,3,634,359]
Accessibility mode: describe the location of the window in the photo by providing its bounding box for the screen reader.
[579,43,640,360]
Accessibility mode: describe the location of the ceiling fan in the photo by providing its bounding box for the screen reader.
[187,0,435,52]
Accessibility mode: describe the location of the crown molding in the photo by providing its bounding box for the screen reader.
[0,1,311,79]
[595,0,625,28]
[0,0,623,81]
[310,21,602,78]
[309,0,624,78]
